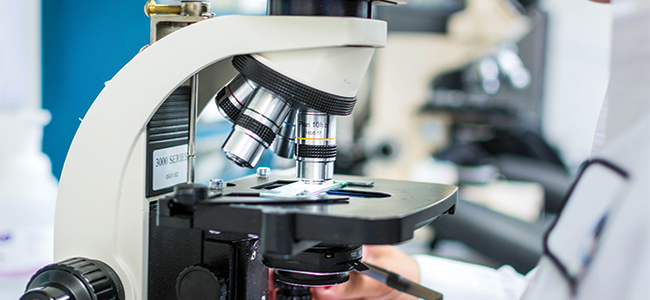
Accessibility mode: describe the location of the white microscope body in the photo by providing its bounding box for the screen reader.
[20,2,459,300]
[50,15,385,300]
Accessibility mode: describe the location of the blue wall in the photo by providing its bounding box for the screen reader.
[42,1,149,178]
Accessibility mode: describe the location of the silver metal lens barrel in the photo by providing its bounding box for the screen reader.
[296,109,337,183]
[222,87,292,168]
[270,108,298,159]
[215,74,257,123]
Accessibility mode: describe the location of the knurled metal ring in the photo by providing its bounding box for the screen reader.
[232,55,357,116]
[296,144,337,158]
[236,114,276,146]
[216,90,242,121]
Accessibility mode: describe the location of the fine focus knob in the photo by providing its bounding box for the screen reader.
[21,257,124,300]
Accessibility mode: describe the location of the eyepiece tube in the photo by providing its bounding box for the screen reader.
[222,87,291,168]
[296,109,336,183]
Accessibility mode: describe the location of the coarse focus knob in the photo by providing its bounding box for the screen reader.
[21,257,124,300]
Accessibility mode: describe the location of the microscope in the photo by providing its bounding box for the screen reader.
[20,1,457,300]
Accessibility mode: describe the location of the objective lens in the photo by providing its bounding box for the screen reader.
[222,87,292,168]
[270,108,298,159]
[296,109,336,183]
[215,74,257,122]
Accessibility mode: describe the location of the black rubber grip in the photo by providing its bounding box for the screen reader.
[232,55,357,116]
[236,114,276,146]
[216,90,242,121]
[296,144,337,158]
[23,257,125,300]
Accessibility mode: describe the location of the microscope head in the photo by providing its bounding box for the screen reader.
[214,0,412,183]
[216,51,364,183]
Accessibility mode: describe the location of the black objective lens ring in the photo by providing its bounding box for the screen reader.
[236,114,277,146]
[296,144,337,158]
[216,88,242,121]
[232,55,357,116]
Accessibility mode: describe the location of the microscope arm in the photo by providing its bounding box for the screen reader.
[54,15,385,300]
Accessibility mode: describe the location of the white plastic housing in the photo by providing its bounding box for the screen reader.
[53,15,385,300]
[253,46,376,98]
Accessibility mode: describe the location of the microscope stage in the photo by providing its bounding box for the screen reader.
[158,174,457,256]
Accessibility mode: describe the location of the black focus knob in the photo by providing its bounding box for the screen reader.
[21,257,124,300]
[176,265,225,300]
[173,183,208,205]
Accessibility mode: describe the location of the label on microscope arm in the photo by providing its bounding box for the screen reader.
[152,144,188,191]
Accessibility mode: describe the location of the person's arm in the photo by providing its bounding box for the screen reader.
[311,245,528,300]
[414,255,527,300]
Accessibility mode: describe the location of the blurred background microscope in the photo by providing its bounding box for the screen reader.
[354,0,610,274]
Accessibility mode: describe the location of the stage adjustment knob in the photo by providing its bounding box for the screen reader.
[20,257,124,300]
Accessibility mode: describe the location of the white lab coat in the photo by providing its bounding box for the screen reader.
[414,0,650,299]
